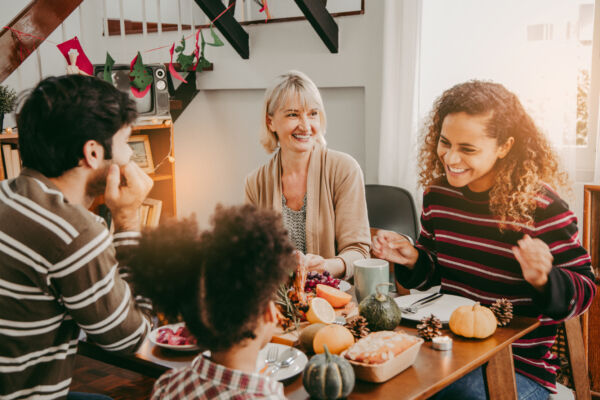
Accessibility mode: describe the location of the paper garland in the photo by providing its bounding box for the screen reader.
[129,52,153,98]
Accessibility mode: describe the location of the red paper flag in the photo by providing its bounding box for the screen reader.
[169,43,188,84]
[56,37,93,75]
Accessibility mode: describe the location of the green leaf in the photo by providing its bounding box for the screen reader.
[177,53,195,71]
[103,52,115,84]
[197,56,211,69]
[129,52,153,90]
[175,46,183,52]
[207,24,224,47]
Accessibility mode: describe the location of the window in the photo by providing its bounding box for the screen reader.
[419,0,599,181]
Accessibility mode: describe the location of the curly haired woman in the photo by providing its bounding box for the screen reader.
[373,81,596,399]
[128,205,296,399]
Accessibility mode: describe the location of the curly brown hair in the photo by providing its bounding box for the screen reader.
[419,80,569,228]
[128,205,296,351]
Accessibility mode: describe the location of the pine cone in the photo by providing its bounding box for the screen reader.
[344,316,371,340]
[490,298,513,327]
[417,314,442,341]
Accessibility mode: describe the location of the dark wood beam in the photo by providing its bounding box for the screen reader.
[294,0,338,53]
[193,0,249,59]
[0,0,84,83]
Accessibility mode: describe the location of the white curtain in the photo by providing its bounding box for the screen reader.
[377,0,423,202]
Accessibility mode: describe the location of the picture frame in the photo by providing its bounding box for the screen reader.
[128,134,154,173]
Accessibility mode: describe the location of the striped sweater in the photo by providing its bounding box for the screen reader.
[395,183,596,393]
[0,169,152,400]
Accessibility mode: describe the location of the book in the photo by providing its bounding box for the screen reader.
[11,149,20,177]
[0,147,5,180]
[2,144,13,179]
[143,198,163,228]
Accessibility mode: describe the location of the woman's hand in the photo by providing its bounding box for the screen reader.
[305,253,326,272]
[372,230,419,269]
[303,253,346,278]
[512,234,553,292]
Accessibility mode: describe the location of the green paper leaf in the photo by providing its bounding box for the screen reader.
[174,35,196,71]
[177,53,195,71]
[197,56,211,69]
[207,24,224,47]
[129,52,153,90]
[103,52,115,84]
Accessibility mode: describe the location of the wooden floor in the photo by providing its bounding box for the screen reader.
[71,355,156,400]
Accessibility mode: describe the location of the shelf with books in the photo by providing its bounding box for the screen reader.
[0,129,21,180]
[131,120,176,224]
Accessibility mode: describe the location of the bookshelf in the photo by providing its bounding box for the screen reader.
[0,120,177,226]
[132,120,177,224]
[0,130,20,180]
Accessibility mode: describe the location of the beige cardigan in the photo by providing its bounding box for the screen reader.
[244,144,371,279]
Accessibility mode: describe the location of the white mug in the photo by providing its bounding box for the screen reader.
[353,258,390,303]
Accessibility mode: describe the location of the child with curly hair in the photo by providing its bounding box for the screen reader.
[373,80,596,399]
[129,205,296,399]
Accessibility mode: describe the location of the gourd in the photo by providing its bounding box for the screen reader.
[358,283,402,331]
[299,323,327,353]
[449,302,497,339]
[313,324,355,355]
[303,344,355,399]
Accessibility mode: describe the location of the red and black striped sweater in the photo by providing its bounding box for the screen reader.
[395,182,596,393]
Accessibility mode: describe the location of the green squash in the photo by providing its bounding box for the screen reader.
[302,344,355,399]
[359,283,401,331]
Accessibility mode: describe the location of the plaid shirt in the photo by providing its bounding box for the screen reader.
[151,355,286,400]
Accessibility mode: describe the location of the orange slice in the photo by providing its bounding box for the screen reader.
[305,297,336,324]
[316,284,352,308]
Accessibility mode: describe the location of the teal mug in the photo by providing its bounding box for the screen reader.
[353,258,390,303]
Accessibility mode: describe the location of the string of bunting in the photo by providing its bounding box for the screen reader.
[1,0,272,98]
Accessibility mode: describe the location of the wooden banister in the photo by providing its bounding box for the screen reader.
[0,0,83,83]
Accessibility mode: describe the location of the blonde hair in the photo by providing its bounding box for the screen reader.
[260,70,327,153]
[419,80,569,229]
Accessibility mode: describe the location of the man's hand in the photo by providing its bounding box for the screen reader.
[512,234,553,292]
[372,230,419,268]
[105,162,153,231]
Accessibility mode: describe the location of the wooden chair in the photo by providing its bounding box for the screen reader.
[551,316,592,399]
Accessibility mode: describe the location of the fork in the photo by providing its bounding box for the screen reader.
[259,346,278,374]
[267,348,297,377]
[399,293,443,314]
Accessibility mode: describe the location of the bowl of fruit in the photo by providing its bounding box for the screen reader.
[305,271,350,293]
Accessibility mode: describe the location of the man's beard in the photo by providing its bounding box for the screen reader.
[86,161,112,198]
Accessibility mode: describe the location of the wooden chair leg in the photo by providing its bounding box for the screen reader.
[565,316,592,400]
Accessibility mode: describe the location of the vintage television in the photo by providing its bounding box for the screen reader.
[93,64,170,124]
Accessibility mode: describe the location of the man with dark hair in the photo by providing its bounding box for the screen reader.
[0,75,153,399]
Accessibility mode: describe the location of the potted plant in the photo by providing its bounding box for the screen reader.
[0,84,17,131]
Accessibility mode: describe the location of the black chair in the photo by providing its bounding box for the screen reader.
[365,184,419,241]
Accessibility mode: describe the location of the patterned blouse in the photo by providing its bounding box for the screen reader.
[282,194,307,254]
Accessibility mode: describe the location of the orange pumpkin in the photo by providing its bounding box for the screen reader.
[449,302,497,339]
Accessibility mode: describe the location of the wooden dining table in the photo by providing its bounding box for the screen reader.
[79,311,539,400]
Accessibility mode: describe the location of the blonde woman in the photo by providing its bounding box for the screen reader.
[373,80,596,398]
[245,70,370,279]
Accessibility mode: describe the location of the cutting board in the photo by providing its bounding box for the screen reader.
[271,301,359,346]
